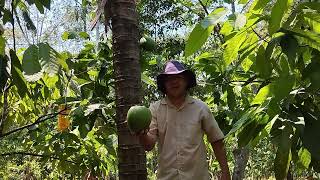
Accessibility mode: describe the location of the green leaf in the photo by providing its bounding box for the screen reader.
[70,79,81,96]
[62,31,77,40]
[25,0,35,5]
[255,45,272,78]
[84,103,108,116]
[239,30,259,51]
[42,74,57,89]
[238,31,259,61]
[220,21,233,36]
[61,32,69,40]
[302,114,320,160]
[34,0,44,14]
[185,8,227,57]
[235,14,246,29]
[249,0,269,13]
[38,43,59,76]
[0,26,3,36]
[55,97,80,104]
[302,59,320,90]
[267,98,280,117]
[10,49,22,71]
[79,31,90,39]
[279,55,290,76]
[201,8,228,28]
[274,144,292,180]
[269,0,294,35]
[227,85,236,110]
[227,107,263,135]
[302,47,312,63]
[280,34,298,69]
[239,114,269,147]
[141,73,156,87]
[251,84,272,105]
[195,52,214,62]
[311,158,320,173]
[273,74,295,102]
[247,0,269,26]
[298,148,311,168]
[9,51,29,97]
[0,36,5,56]
[3,8,12,25]
[302,13,320,34]
[12,66,29,97]
[223,32,247,66]
[241,54,254,72]
[284,27,320,52]
[237,121,259,147]
[22,45,43,81]
[40,0,51,9]
[0,55,9,91]
[238,0,249,4]
[265,35,282,61]
[184,23,214,57]
[22,11,36,32]
[296,2,320,14]
[140,36,156,51]
[265,115,279,134]
[57,53,69,71]
[272,122,293,180]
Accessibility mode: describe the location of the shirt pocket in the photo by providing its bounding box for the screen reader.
[182,120,202,147]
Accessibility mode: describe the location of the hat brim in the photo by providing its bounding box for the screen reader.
[156,70,197,93]
[158,69,187,75]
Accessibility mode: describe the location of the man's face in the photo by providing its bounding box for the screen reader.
[164,74,188,98]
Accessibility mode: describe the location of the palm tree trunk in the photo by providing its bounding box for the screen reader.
[110,0,147,179]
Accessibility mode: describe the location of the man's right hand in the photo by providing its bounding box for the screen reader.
[134,128,149,136]
[135,128,156,151]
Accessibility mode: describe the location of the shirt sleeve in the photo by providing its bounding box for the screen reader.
[147,102,158,141]
[201,104,224,143]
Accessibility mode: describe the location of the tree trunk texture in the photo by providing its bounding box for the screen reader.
[232,147,250,180]
[110,0,147,180]
[0,82,9,135]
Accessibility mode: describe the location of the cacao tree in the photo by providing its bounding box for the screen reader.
[185,0,320,179]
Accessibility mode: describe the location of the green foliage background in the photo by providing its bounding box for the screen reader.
[1,0,320,179]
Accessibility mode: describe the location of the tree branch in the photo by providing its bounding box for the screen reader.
[179,2,202,18]
[251,27,269,43]
[198,0,209,15]
[241,0,254,13]
[0,151,77,164]
[198,79,265,86]
[231,0,235,14]
[11,0,16,50]
[0,108,66,139]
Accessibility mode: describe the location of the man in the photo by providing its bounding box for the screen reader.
[138,60,231,180]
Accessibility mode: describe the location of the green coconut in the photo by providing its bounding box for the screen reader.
[139,36,156,51]
[127,105,152,132]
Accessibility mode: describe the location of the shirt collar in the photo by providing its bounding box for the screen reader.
[160,95,194,105]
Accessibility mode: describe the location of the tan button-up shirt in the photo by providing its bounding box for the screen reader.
[148,96,224,180]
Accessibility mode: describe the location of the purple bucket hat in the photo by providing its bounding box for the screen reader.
[156,60,197,93]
